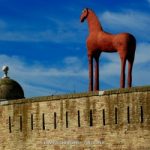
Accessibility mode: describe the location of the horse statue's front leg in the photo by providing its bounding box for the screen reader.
[94,54,100,91]
[88,55,93,91]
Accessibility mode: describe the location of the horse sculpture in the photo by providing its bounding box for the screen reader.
[80,8,136,91]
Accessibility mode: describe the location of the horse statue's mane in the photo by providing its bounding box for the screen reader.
[80,8,136,91]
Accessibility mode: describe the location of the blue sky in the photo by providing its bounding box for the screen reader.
[0,0,150,97]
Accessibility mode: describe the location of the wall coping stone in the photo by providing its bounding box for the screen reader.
[0,85,149,106]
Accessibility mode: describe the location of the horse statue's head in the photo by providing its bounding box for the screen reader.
[80,8,89,22]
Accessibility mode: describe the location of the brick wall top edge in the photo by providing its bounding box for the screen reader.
[104,85,150,95]
[0,85,149,105]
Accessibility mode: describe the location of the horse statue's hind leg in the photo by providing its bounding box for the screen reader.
[119,48,135,88]
[88,55,93,91]
[127,55,135,87]
[120,56,127,88]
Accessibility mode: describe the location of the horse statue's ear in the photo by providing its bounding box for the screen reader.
[86,8,89,17]
[86,8,89,16]
[84,8,88,13]
[82,8,87,13]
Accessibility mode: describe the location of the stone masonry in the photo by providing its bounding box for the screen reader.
[0,86,150,150]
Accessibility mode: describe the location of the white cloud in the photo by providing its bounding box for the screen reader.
[0,41,149,98]
[0,9,149,44]
[0,31,43,42]
[0,18,86,43]
[0,55,88,97]
[134,43,150,64]
[0,20,7,29]
[64,56,80,65]
[99,42,150,88]
[100,10,150,40]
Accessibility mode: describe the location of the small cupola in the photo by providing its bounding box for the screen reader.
[0,66,25,100]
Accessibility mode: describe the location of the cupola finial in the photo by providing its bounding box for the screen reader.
[2,65,9,78]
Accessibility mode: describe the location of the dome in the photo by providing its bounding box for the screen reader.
[0,77,24,100]
[0,66,24,100]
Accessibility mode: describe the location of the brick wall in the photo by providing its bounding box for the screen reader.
[0,86,150,150]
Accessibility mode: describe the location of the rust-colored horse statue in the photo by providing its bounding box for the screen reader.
[80,8,136,91]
